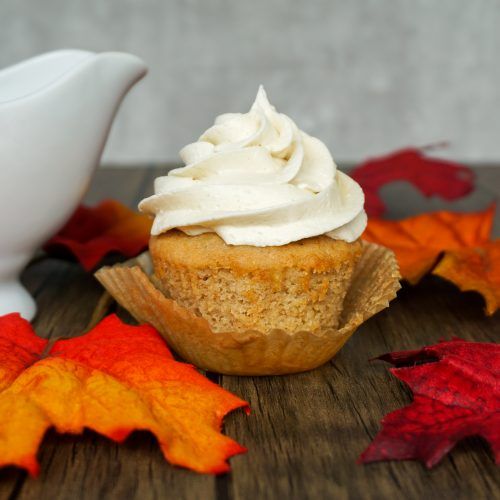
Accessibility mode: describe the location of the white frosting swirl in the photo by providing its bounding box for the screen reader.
[139,86,367,246]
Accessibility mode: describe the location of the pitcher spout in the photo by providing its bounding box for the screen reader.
[92,52,148,105]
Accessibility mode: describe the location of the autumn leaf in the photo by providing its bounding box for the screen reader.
[350,147,475,217]
[363,205,494,283]
[0,313,248,476]
[362,205,499,314]
[433,242,500,316]
[44,200,152,271]
[359,339,500,468]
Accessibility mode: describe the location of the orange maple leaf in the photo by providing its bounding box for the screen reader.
[0,313,248,476]
[362,205,499,315]
[45,200,152,270]
[433,242,500,316]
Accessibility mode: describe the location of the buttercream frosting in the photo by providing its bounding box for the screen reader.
[139,86,367,246]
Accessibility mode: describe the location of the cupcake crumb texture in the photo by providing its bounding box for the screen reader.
[150,231,363,333]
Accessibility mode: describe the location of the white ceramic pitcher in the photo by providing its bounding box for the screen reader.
[0,50,147,320]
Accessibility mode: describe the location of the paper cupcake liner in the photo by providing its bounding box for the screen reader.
[95,242,401,375]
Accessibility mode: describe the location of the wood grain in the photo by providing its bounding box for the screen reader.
[222,278,500,500]
[0,166,498,500]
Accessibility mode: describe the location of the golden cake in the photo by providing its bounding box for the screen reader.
[150,230,363,333]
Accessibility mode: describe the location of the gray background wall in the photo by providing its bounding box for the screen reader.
[1,0,499,165]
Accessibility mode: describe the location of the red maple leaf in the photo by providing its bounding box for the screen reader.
[44,200,152,271]
[350,147,475,217]
[359,339,500,468]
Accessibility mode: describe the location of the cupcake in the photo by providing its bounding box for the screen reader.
[97,87,400,375]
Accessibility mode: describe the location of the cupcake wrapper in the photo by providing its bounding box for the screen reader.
[95,242,400,375]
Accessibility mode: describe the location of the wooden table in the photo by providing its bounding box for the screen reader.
[1,166,499,500]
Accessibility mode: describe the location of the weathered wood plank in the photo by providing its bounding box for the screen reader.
[222,277,500,500]
[0,166,498,500]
